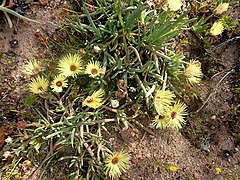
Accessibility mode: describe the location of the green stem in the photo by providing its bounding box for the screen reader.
[129,46,143,67]
[6,157,23,179]
[1,0,6,6]
[0,6,39,25]
[3,11,12,28]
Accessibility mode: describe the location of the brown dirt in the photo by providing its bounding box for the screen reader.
[0,2,63,114]
[0,2,240,180]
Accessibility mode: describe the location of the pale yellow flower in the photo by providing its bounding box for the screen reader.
[58,54,83,77]
[168,165,177,171]
[184,60,203,84]
[210,21,224,36]
[215,3,229,15]
[166,101,187,129]
[153,101,187,129]
[105,151,130,179]
[23,59,42,76]
[167,0,182,11]
[29,76,48,94]
[82,89,105,109]
[215,167,222,173]
[153,115,169,129]
[51,75,68,92]
[154,90,175,115]
[85,61,105,78]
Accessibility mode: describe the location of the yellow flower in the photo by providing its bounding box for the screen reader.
[82,89,105,109]
[184,61,203,84]
[215,3,229,15]
[58,54,83,77]
[23,59,42,76]
[166,101,187,129]
[168,165,177,171]
[215,167,222,173]
[29,76,48,94]
[153,101,187,129]
[154,90,175,115]
[105,150,130,179]
[51,75,68,92]
[85,61,105,78]
[210,21,224,36]
[153,115,169,129]
[167,0,182,11]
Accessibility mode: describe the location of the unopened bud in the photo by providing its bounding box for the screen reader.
[93,46,101,53]
[110,99,119,108]
[3,151,11,158]
[5,137,13,144]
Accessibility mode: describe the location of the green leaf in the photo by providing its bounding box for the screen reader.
[35,108,50,124]
[77,143,81,154]
[148,14,185,44]
[82,4,102,38]
[58,156,79,161]
[24,95,35,107]
[71,128,75,148]
[115,0,125,28]
[125,4,147,29]
[45,127,71,139]
[29,139,41,153]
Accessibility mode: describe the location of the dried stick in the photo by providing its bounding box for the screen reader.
[196,69,234,113]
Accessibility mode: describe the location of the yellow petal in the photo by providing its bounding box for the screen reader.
[210,21,224,36]
[167,0,182,11]
[82,89,105,109]
[215,3,229,15]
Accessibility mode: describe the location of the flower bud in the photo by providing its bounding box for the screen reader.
[5,137,13,144]
[110,99,119,108]
[93,46,102,53]
[3,151,11,158]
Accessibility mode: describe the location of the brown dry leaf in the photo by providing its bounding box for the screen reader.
[39,0,48,6]
[3,125,14,135]
[116,79,127,99]
[0,125,13,147]
[0,127,5,147]
[17,121,28,129]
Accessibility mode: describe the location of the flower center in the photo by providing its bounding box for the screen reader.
[56,81,62,87]
[111,157,119,164]
[171,111,177,119]
[70,65,77,71]
[185,69,195,77]
[91,68,98,75]
[86,97,93,103]
[38,86,43,91]
[155,96,160,100]
[32,67,40,74]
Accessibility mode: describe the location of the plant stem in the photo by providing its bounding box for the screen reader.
[0,6,39,26]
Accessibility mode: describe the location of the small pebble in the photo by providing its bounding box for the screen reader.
[39,0,48,6]
[9,39,19,48]
[210,115,216,120]
[210,125,215,130]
